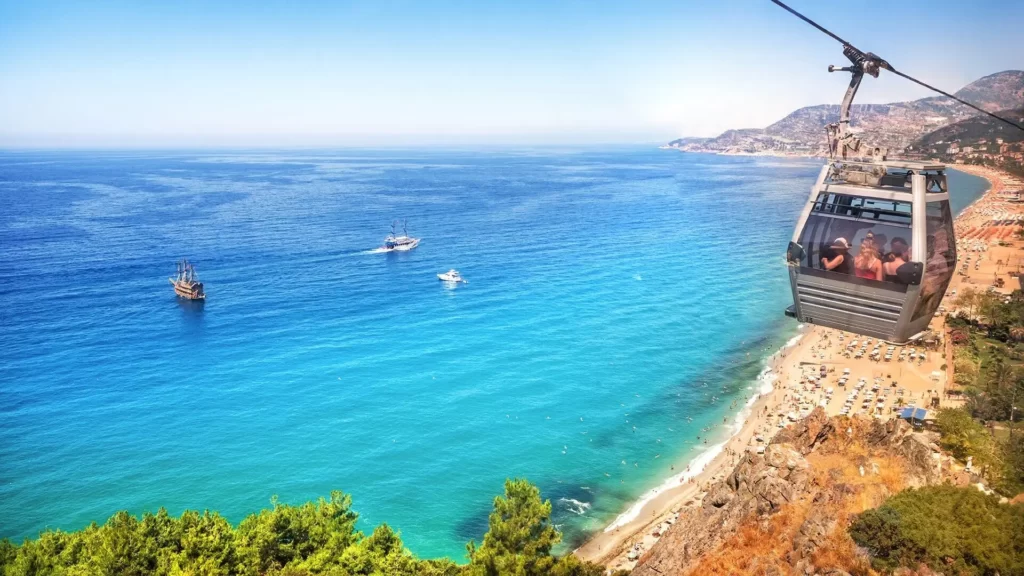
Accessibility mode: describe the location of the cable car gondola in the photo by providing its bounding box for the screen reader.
[774,1,966,343]
[775,1,1023,342]
[785,158,956,343]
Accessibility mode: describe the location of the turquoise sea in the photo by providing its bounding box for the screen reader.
[0,148,989,558]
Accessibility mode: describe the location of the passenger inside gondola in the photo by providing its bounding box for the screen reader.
[883,237,910,282]
[821,237,852,274]
[871,232,888,261]
[853,235,883,281]
[796,193,922,285]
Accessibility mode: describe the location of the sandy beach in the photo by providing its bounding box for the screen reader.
[575,164,1024,572]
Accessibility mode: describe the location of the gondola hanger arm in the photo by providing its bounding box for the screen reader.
[770,0,1024,134]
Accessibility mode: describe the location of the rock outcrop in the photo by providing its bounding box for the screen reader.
[632,409,939,576]
[632,444,814,575]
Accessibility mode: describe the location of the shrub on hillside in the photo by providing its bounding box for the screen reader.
[849,485,1024,575]
[936,408,996,461]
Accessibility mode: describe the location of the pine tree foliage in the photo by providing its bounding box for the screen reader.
[0,482,607,576]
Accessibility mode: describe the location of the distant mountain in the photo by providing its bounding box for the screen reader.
[951,70,1024,112]
[908,107,1024,177]
[912,108,1024,147]
[666,70,1024,156]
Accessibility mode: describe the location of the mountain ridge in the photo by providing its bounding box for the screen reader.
[666,70,1024,156]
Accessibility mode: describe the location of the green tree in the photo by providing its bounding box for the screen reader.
[467,479,562,576]
[165,510,235,576]
[86,511,161,576]
[234,491,359,575]
[1002,433,1024,495]
[936,407,998,470]
[0,540,16,569]
[847,507,905,571]
[545,554,609,576]
[977,291,1011,327]
[955,287,981,320]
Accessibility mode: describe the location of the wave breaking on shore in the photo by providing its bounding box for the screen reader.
[601,330,804,533]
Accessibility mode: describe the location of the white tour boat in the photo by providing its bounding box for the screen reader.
[379,220,420,252]
[437,269,467,283]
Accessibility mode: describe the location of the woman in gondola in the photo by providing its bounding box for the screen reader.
[882,237,910,282]
[854,236,883,281]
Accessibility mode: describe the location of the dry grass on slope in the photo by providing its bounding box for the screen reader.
[685,440,910,576]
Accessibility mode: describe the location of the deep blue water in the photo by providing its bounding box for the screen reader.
[0,148,989,558]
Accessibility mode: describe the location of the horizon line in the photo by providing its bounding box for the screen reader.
[0,136,675,152]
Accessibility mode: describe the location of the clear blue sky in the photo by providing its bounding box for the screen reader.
[0,0,1021,147]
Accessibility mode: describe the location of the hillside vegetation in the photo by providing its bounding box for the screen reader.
[849,485,1024,574]
[944,289,1024,494]
[633,410,942,575]
[0,480,610,576]
[914,109,1024,147]
[632,325,1024,576]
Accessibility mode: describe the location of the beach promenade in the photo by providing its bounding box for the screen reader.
[576,165,1024,572]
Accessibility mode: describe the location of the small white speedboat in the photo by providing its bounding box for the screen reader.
[437,269,467,283]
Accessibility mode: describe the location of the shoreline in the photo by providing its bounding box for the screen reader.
[594,336,795,533]
[660,146,821,159]
[575,163,1016,571]
[574,326,814,568]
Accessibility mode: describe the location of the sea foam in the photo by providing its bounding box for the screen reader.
[603,439,726,532]
[602,337,787,533]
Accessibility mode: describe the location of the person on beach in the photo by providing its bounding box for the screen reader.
[854,236,884,281]
[822,237,852,274]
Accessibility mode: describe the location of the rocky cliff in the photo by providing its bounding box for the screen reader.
[631,410,942,576]
[667,70,1024,156]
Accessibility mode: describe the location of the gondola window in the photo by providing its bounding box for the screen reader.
[911,202,957,320]
[796,193,913,286]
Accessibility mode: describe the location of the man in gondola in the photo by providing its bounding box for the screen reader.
[821,237,853,275]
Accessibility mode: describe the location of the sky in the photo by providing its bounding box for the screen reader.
[0,0,1022,147]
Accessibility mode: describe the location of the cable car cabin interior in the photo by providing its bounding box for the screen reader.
[785,159,956,343]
